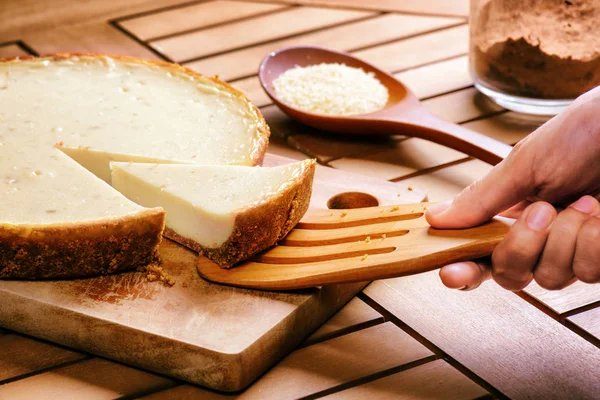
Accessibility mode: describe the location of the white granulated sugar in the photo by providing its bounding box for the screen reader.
[272,63,389,116]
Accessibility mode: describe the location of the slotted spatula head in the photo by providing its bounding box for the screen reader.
[197,203,511,290]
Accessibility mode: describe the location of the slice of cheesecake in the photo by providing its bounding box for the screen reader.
[111,159,316,268]
[0,54,269,279]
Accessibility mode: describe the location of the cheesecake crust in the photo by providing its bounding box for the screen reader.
[0,53,270,167]
[165,160,316,268]
[0,208,165,279]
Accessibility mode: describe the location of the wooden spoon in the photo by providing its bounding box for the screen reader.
[259,45,512,166]
[197,203,511,290]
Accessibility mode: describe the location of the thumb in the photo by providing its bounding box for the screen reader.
[425,152,536,228]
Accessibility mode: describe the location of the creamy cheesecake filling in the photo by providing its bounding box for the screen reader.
[57,146,186,184]
[0,56,264,169]
[0,143,143,225]
[111,162,308,248]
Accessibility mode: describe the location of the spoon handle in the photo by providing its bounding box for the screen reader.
[384,109,512,166]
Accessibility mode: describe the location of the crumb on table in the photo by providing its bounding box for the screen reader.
[144,264,175,286]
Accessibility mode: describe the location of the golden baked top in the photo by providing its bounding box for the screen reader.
[0,54,270,226]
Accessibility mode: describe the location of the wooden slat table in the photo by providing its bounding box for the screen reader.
[1,1,599,399]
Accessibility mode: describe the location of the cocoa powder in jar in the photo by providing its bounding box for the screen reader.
[471,0,600,99]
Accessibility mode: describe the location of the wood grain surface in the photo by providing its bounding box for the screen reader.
[524,281,600,316]
[353,24,468,72]
[568,307,600,342]
[119,1,289,41]
[151,7,373,62]
[364,273,600,399]
[256,0,470,16]
[323,359,488,400]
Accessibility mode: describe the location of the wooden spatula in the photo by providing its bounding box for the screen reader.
[197,203,511,290]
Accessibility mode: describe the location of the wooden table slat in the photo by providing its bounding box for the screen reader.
[422,87,503,125]
[0,44,29,58]
[328,138,466,181]
[322,359,488,400]
[303,296,384,346]
[0,334,86,383]
[567,306,600,342]
[23,22,160,59]
[119,0,289,41]
[151,6,374,62]
[0,0,190,42]
[523,281,600,316]
[396,55,472,100]
[353,24,468,73]
[0,358,175,400]
[364,274,600,399]
[185,13,463,81]
[460,111,545,145]
[255,0,470,17]
[401,159,491,200]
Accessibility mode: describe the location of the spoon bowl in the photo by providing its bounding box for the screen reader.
[259,45,512,165]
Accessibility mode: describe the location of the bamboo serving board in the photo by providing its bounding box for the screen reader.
[0,154,426,392]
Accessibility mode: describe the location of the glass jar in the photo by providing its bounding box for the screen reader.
[469,0,600,115]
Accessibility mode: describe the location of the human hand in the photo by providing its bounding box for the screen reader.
[425,86,600,291]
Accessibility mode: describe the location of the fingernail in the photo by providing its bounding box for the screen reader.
[526,203,555,231]
[427,200,452,216]
[570,196,598,214]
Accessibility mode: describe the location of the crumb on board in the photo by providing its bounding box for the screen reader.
[407,186,413,191]
[144,264,175,286]
[381,233,387,240]
[397,193,401,197]
[340,212,348,218]
[361,254,369,261]
[364,236,371,243]
[329,212,334,216]
[390,206,400,212]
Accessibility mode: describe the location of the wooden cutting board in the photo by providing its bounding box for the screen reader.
[0,153,425,392]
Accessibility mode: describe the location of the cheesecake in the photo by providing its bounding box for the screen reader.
[111,159,316,268]
[0,54,270,278]
[0,143,165,279]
